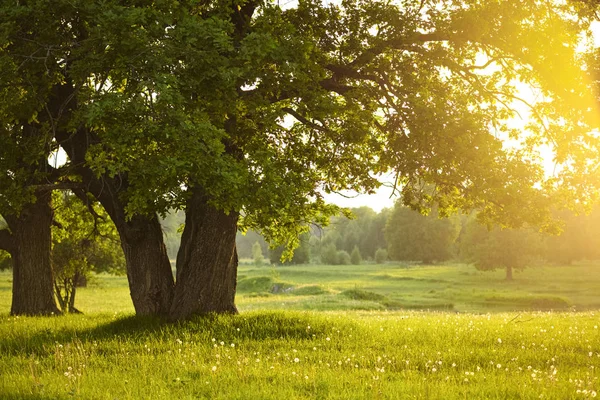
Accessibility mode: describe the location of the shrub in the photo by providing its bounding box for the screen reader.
[374,248,388,264]
[350,246,362,265]
[336,250,351,265]
[320,243,338,265]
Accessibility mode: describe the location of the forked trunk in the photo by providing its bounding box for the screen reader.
[5,190,60,315]
[119,215,175,316]
[169,188,238,320]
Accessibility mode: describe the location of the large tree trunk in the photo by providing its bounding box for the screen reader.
[5,190,60,315]
[119,215,175,316]
[169,188,238,320]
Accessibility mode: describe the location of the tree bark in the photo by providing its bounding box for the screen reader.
[119,215,175,316]
[169,188,239,320]
[505,264,513,281]
[5,190,61,315]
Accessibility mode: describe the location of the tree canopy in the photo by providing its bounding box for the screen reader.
[4,0,597,236]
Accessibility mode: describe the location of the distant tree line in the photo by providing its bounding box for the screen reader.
[231,201,600,280]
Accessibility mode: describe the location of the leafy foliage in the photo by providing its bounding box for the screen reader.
[252,241,265,267]
[269,233,311,265]
[350,246,362,265]
[374,248,388,264]
[2,0,598,252]
[459,217,544,280]
[52,192,124,312]
[385,204,460,263]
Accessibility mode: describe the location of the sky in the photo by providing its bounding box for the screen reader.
[323,180,398,212]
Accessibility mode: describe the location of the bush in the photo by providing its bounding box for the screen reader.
[320,243,338,265]
[341,289,386,302]
[374,248,388,264]
[350,246,362,265]
[336,250,351,265]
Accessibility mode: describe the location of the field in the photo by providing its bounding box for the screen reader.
[1,263,599,399]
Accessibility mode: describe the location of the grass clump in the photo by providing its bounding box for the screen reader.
[236,276,293,294]
[287,285,328,296]
[341,288,387,302]
[485,295,571,310]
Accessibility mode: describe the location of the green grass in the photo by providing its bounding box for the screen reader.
[1,263,599,399]
[235,262,600,313]
[1,311,599,399]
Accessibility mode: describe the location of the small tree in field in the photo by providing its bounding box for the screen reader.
[459,219,543,281]
[252,241,265,267]
[52,192,124,313]
[350,246,362,265]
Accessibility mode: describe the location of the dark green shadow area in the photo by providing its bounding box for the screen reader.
[0,311,349,357]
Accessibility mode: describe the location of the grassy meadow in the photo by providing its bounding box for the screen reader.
[1,262,599,399]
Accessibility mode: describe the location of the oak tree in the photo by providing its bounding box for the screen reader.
[2,0,599,319]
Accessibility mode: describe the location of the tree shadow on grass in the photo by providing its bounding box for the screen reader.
[0,311,347,356]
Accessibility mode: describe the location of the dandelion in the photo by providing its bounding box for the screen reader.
[497,338,502,344]
[231,343,235,348]
[497,364,502,369]
[326,337,331,341]
[294,358,300,363]
[211,366,217,372]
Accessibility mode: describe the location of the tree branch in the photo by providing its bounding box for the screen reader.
[282,107,328,133]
